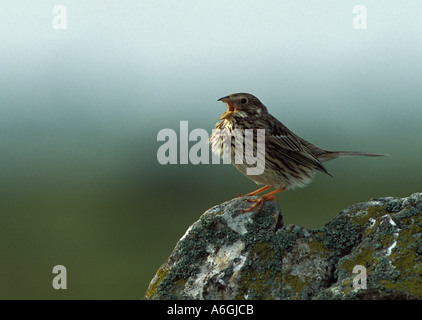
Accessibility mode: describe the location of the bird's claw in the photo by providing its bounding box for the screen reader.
[241,195,276,213]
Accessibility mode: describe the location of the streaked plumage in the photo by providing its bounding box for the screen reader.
[210,92,386,212]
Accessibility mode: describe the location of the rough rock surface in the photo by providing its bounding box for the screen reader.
[144,193,422,300]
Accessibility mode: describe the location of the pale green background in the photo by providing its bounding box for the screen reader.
[0,1,421,299]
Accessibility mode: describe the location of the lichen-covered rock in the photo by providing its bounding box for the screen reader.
[144,193,422,300]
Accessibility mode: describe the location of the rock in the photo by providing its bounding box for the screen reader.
[144,193,422,300]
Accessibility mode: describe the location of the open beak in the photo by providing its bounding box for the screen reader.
[217,96,237,120]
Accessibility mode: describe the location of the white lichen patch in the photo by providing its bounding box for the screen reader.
[185,240,247,299]
[386,240,397,256]
[179,223,196,242]
[368,218,376,228]
[225,214,253,235]
[382,214,397,227]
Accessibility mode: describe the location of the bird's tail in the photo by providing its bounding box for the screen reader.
[318,150,387,162]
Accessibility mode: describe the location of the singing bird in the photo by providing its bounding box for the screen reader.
[210,93,386,213]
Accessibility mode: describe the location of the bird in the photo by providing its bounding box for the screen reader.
[210,92,386,213]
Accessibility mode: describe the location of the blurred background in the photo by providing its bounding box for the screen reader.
[0,1,421,299]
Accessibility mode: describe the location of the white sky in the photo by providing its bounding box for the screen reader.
[1,1,421,131]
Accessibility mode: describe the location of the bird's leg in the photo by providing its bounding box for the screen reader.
[242,187,286,213]
[246,185,272,196]
[238,185,271,197]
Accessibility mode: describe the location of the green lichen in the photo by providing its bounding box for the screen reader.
[276,225,307,252]
[235,239,284,299]
[144,264,171,299]
[235,242,283,300]
[199,213,238,248]
[307,230,330,255]
[384,200,402,213]
[145,193,422,300]
[242,204,279,248]
[236,269,281,300]
[320,214,361,258]
[370,257,401,286]
[396,207,421,221]
[369,205,388,215]
[364,206,388,220]
[415,240,422,256]
[340,279,355,297]
[348,209,370,227]
[251,242,275,261]
[154,214,239,298]
[386,216,422,298]
[281,274,307,299]
[346,204,391,227]
[339,246,377,274]
[236,208,285,300]
[307,237,328,255]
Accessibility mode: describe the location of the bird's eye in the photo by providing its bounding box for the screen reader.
[240,98,247,104]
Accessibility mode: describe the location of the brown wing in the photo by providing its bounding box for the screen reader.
[264,114,331,176]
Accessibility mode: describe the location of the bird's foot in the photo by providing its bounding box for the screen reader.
[241,187,285,213]
[242,194,276,213]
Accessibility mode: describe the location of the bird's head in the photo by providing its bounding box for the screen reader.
[217,93,268,120]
